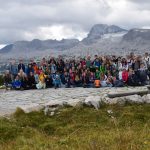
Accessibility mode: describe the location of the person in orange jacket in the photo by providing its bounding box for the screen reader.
[94,79,101,88]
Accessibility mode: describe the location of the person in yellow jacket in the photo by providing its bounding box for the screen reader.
[36,71,47,89]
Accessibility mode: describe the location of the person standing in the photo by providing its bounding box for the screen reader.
[18,59,25,72]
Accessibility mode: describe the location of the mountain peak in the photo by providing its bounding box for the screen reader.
[82,24,127,44]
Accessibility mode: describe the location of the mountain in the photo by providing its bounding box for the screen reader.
[62,28,150,57]
[0,44,13,53]
[123,29,150,41]
[1,24,150,59]
[82,24,127,44]
[0,39,79,55]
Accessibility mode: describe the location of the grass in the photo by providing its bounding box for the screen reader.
[0,104,150,150]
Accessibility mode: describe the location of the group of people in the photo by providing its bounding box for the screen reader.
[3,52,150,90]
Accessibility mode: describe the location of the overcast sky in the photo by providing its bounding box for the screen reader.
[0,0,150,44]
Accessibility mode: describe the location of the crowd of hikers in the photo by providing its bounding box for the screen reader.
[2,52,150,90]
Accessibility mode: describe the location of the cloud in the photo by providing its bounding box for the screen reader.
[126,0,150,10]
[0,0,150,44]
[128,0,150,4]
[24,25,87,41]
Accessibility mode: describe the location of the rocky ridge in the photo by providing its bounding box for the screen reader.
[0,87,149,117]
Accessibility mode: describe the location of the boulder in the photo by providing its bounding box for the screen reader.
[67,99,84,107]
[102,97,126,105]
[84,96,101,109]
[44,106,58,115]
[19,104,44,113]
[45,100,65,107]
[125,95,143,103]
[142,94,150,103]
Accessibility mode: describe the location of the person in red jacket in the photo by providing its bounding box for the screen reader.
[122,68,128,83]
[81,58,86,68]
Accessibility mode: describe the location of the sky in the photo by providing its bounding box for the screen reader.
[0,0,150,45]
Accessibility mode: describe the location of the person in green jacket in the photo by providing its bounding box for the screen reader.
[95,67,100,79]
[100,63,106,74]
[86,56,91,68]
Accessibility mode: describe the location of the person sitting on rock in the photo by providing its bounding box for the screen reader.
[113,77,124,87]
[100,72,107,82]
[82,69,90,88]
[74,70,82,87]
[52,72,61,89]
[101,76,113,87]
[36,71,47,89]
[127,68,141,86]
[9,60,18,78]
[100,63,106,74]
[86,55,92,68]
[12,75,22,90]
[18,69,27,90]
[26,63,34,76]
[28,72,36,89]
[137,63,149,86]
[64,71,71,88]
[69,69,75,87]
[94,79,101,88]
[95,67,100,80]
[93,55,101,68]
[18,59,25,73]
[88,69,95,87]
[3,70,12,90]
[122,67,129,84]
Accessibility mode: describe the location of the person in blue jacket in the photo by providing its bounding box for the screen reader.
[12,75,22,90]
[52,72,61,89]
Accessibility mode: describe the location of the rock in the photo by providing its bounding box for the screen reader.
[84,96,101,110]
[44,106,58,115]
[114,97,126,105]
[125,95,143,103]
[103,97,117,104]
[107,109,115,118]
[107,110,113,114]
[45,100,64,107]
[0,87,149,116]
[75,101,84,108]
[19,104,44,113]
[44,106,49,115]
[50,112,55,116]
[102,97,125,105]
[142,94,150,103]
[67,99,84,107]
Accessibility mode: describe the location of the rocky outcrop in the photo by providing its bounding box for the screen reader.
[0,86,149,116]
[82,24,126,44]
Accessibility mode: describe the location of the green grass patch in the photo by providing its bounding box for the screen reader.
[0,104,150,150]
